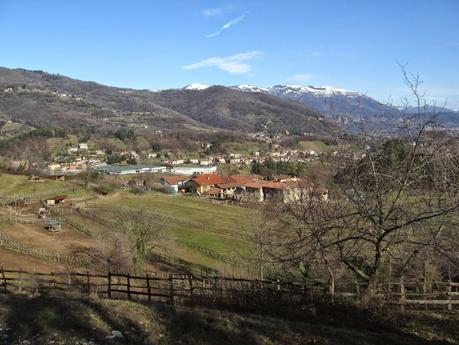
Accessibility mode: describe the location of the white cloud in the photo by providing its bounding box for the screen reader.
[203,5,235,17]
[205,12,248,38]
[286,73,315,83]
[182,51,262,75]
[203,8,224,17]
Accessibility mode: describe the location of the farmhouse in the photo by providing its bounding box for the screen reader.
[186,174,225,195]
[236,181,265,202]
[214,182,240,199]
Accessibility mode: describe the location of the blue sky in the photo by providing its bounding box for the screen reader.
[1,0,458,108]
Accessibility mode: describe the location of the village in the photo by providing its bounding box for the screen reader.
[2,132,336,201]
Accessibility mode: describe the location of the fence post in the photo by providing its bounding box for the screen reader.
[146,273,151,302]
[329,277,335,302]
[355,281,360,300]
[18,269,23,293]
[447,279,453,312]
[422,276,427,311]
[400,278,405,312]
[1,267,7,293]
[107,272,112,299]
[169,274,174,304]
[188,275,194,300]
[86,271,90,295]
[127,273,131,300]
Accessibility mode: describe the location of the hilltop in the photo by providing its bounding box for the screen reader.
[0,67,339,136]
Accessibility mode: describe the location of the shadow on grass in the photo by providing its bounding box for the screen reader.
[0,292,457,345]
[1,292,140,344]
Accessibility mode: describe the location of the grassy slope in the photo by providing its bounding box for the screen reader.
[0,173,82,198]
[298,140,331,152]
[92,192,255,256]
[0,294,457,345]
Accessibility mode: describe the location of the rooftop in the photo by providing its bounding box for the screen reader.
[191,174,225,186]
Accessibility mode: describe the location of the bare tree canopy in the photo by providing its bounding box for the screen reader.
[258,69,459,298]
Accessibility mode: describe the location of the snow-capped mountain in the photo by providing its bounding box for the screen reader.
[180,83,459,130]
[233,84,397,119]
[183,83,210,91]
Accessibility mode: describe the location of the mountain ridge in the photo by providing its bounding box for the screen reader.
[0,67,340,136]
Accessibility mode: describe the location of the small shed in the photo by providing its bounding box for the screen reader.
[45,195,67,206]
[47,218,61,231]
[48,175,65,181]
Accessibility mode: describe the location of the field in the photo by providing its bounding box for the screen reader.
[0,173,89,199]
[0,173,258,276]
[82,191,258,274]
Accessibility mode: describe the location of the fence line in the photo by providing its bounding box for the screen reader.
[0,231,90,268]
[48,207,93,237]
[0,267,457,311]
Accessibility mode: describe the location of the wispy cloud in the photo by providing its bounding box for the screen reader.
[286,73,315,84]
[203,7,227,17]
[182,51,262,74]
[205,12,248,38]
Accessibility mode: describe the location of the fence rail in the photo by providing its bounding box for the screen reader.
[0,231,90,268]
[0,267,457,311]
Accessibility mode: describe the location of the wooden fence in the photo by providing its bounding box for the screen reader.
[1,267,458,311]
[48,207,93,236]
[0,231,89,268]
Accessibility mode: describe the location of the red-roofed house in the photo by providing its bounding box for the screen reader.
[234,179,319,204]
[186,174,225,195]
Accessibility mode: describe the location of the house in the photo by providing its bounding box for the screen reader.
[214,182,240,199]
[186,174,225,195]
[236,181,265,202]
[78,143,89,150]
[160,175,190,193]
[68,146,78,153]
[262,181,302,203]
[234,179,313,204]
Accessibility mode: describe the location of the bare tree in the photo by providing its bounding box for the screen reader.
[260,68,459,299]
[116,208,164,273]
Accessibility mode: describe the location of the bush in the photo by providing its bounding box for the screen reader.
[93,185,114,195]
